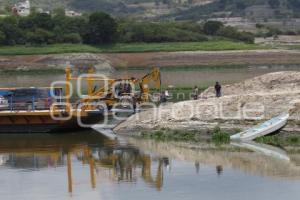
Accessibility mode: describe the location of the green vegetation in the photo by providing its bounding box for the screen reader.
[140,126,230,144]
[0,10,257,52]
[211,126,230,145]
[138,127,300,147]
[255,135,300,146]
[0,41,262,55]
[140,129,202,142]
[0,68,64,75]
[287,45,300,50]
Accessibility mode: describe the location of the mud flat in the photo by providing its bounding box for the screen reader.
[104,49,300,68]
[115,71,300,135]
[2,50,300,72]
[0,53,112,72]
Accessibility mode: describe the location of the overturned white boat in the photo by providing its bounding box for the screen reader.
[230,113,289,141]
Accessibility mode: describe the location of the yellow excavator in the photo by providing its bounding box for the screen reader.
[66,67,161,111]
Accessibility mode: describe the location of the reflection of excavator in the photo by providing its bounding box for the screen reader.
[68,67,161,110]
[0,133,165,193]
[141,156,163,191]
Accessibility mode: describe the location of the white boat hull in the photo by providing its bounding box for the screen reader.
[230,113,289,141]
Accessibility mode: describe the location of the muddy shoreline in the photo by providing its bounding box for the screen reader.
[1,50,300,71]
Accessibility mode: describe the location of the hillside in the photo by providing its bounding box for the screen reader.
[0,0,215,17]
[168,0,300,20]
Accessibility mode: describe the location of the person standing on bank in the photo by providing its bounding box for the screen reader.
[193,86,199,100]
[215,82,222,98]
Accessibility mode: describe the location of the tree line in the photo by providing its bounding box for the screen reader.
[0,10,255,46]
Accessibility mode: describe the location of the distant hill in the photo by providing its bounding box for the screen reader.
[0,0,215,17]
[1,0,300,21]
[167,0,300,21]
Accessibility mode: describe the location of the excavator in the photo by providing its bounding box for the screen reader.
[67,67,162,111]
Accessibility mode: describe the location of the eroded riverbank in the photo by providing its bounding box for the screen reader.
[1,50,300,72]
[115,71,300,136]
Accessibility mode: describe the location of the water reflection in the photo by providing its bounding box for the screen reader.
[1,133,300,200]
[127,138,300,179]
[0,132,164,194]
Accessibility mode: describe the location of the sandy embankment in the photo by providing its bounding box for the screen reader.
[114,71,300,135]
[1,50,300,71]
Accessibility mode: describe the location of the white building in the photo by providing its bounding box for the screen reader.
[12,0,31,17]
[65,10,82,17]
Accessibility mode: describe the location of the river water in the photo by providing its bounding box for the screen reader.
[1,65,300,199]
[0,132,300,200]
[1,65,300,88]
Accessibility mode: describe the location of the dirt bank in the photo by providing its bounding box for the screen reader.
[104,49,300,68]
[1,50,300,71]
[114,71,300,135]
[0,53,112,72]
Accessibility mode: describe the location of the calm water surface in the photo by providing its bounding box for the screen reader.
[1,65,300,88]
[0,132,300,200]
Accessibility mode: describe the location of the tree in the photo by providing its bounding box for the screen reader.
[32,13,54,30]
[63,33,82,43]
[268,0,280,8]
[203,21,224,35]
[26,28,55,45]
[84,12,118,44]
[0,31,5,45]
[0,17,25,45]
[52,7,66,17]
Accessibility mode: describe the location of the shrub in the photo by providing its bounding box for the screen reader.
[63,33,82,44]
[203,21,224,35]
[217,26,255,44]
[212,126,230,144]
[26,28,55,45]
[0,31,5,45]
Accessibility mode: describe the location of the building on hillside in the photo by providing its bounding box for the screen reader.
[65,10,82,17]
[12,0,30,17]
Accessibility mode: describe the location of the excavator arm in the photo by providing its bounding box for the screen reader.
[78,68,161,110]
[139,67,161,102]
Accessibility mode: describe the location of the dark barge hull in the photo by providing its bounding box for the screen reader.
[0,110,105,134]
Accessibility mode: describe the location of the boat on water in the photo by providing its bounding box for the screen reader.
[230,113,289,141]
[0,87,105,133]
[0,66,161,134]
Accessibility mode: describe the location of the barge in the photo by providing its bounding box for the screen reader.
[0,67,106,134]
[0,66,161,134]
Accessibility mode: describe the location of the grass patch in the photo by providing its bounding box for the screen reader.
[0,41,264,55]
[0,68,64,75]
[115,64,249,71]
[139,126,231,144]
[140,129,202,142]
[255,135,300,146]
[285,45,300,50]
[211,126,230,145]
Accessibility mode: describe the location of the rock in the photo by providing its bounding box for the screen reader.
[114,71,300,135]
